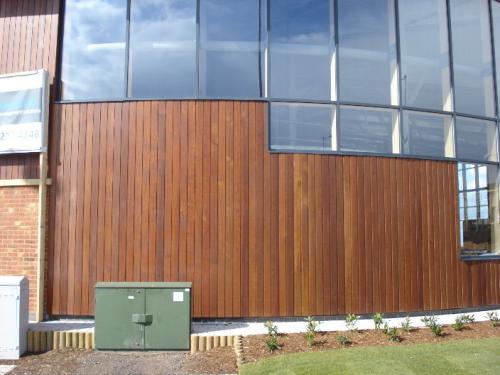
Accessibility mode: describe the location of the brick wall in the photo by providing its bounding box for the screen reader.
[0,186,39,316]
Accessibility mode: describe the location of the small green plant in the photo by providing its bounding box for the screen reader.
[421,316,443,337]
[382,323,401,342]
[451,316,465,331]
[400,316,413,333]
[264,321,280,352]
[451,314,475,331]
[486,311,500,327]
[305,316,318,347]
[346,314,359,332]
[337,334,351,346]
[373,312,384,330]
[461,314,475,324]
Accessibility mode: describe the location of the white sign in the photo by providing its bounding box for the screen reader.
[0,70,48,154]
[173,292,184,302]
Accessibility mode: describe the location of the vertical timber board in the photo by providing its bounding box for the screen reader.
[46,100,500,317]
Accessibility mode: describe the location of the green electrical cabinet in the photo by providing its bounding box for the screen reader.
[95,282,192,350]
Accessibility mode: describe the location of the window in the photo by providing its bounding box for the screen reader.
[450,0,495,117]
[199,0,263,98]
[458,163,500,258]
[269,0,334,101]
[270,103,336,151]
[129,0,197,98]
[402,111,453,158]
[337,0,398,105]
[398,0,452,111]
[339,106,398,154]
[61,0,128,100]
[455,117,498,162]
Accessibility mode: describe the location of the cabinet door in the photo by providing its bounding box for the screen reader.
[145,288,191,350]
[95,288,145,349]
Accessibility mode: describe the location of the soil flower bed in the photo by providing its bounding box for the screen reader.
[242,321,500,364]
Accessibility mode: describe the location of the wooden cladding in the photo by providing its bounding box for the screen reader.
[0,0,60,179]
[47,101,500,317]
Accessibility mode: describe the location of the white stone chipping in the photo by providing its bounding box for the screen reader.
[28,308,500,337]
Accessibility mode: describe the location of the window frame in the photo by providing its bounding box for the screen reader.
[457,162,500,261]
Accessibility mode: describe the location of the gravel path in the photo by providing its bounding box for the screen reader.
[3,350,195,375]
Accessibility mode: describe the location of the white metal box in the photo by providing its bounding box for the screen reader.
[0,276,29,359]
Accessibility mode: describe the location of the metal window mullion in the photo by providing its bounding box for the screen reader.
[56,0,67,100]
[196,0,201,98]
[489,0,499,119]
[394,0,403,154]
[125,0,132,98]
[334,0,340,151]
[488,0,500,164]
[446,0,459,162]
[266,0,272,151]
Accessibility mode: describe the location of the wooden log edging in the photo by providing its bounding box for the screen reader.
[28,331,236,355]
[27,331,94,353]
[234,336,244,368]
[189,335,239,354]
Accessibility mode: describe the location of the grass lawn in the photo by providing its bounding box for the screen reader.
[240,337,500,375]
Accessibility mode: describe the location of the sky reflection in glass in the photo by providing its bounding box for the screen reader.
[270,0,333,101]
[129,0,196,98]
[200,0,262,98]
[61,0,127,100]
[450,0,495,117]
[338,0,398,105]
[398,0,452,111]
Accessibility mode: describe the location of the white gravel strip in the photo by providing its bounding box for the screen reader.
[0,365,16,375]
[29,319,94,332]
[28,309,500,337]
[192,309,500,337]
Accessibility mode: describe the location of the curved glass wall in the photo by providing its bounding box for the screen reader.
[60,0,500,161]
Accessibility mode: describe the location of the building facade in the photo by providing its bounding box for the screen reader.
[0,0,499,319]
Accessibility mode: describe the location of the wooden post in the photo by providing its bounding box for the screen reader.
[27,331,34,353]
[190,336,198,354]
[198,336,206,352]
[33,332,40,353]
[206,336,212,350]
[40,331,47,352]
[35,70,50,323]
[53,332,60,350]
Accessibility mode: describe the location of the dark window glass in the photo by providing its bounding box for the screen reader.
[450,0,495,117]
[455,117,497,162]
[338,0,398,105]
[402,111,453,158]
[61,0,127,100]
[398,0,452,111]
[458,163,500,258]
[270,103,336,151]
[129,0,196,98]
[200,0,262,98]
[270,0,333,101]
[493,1,500,115]
[339,106,397,154]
